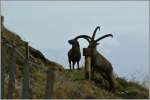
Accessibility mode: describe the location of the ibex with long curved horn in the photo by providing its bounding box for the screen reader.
[69,26,115,91]
[68,34,93,70]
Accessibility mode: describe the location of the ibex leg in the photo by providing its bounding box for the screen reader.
[72,62,75,70]
[104,72,115,92]
[91,67,95,80]
[77,62,80,70]
[69,60,71,70]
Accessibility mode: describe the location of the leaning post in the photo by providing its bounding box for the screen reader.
[7,40,16,99]
[83,48,91,80]
[45,68,55,99]
[22,42,30,98]
[1,38,6,99]
[1,16,5,98]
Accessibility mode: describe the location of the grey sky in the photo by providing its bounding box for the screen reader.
[1,1,149,82]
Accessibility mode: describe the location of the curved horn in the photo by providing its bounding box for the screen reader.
[74,35,92,43]
[95,34,113,42]
[92,26,100,40]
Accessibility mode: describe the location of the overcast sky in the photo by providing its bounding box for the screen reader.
[1,1,149,82]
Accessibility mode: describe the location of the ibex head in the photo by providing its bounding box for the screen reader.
[68,35,92,47]
[68,38,80,47]
[71,26,113,48]
[88,34,113,48]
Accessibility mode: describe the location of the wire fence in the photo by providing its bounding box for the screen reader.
[1,37,54,99]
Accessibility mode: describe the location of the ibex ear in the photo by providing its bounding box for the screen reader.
[77,41,80,47]
[68,40,72,44]
[96,43,100,45]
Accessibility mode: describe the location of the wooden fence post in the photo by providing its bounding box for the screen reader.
[1,16,4,23]
[22,42,30,98]
[1,40,6,99]
[7,41,16,99]
[83,48,91,80]
[45,68,54,99]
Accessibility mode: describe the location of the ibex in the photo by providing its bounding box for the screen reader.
[69,26,115,91]
[68,38,81,70]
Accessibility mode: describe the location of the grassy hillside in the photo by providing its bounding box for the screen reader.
[1,23,149,99]
[53,68,149,99]
[1,23,63,98]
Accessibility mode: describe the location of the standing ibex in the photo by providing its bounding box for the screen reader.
[68,26,115,91]
[68,39,81,70]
